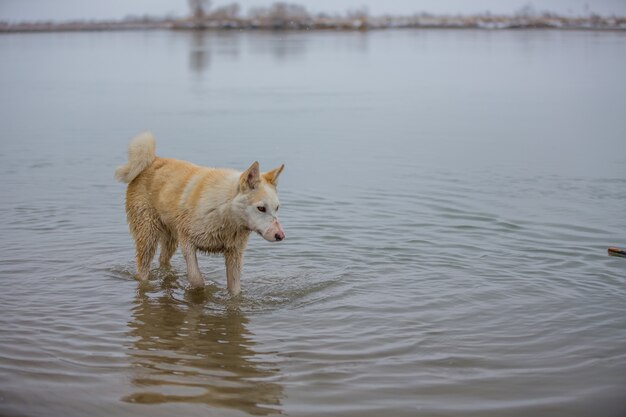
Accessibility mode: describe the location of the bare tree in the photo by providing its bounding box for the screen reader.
[515,2,537,18]
[209,3,240,20]
[188,0,211,21]
[347,6,369,28]
[249,2,310,28]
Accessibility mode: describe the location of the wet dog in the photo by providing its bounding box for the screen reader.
[115,132,285,295]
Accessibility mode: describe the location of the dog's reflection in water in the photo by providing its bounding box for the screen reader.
[123,278,283,415]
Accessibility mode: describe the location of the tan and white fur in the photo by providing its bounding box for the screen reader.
[115,132,285,295]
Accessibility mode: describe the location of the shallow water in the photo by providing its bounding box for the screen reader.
[1,29,625,417]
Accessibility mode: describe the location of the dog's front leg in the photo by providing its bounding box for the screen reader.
[224,249,243,295]
[181,240,204,287]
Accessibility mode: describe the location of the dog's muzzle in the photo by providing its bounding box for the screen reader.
[261,219,285,242]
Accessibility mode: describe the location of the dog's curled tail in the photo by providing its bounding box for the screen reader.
[114,132,156,183]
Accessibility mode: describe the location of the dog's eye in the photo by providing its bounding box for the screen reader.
[257,206,266,213]
[276,205,280,211]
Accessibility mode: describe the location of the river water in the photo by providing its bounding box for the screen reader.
[0,29,625,417]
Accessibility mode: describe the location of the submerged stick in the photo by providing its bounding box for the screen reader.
[608,247,626,258]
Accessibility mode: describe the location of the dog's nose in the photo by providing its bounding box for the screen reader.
[275,231,285,241]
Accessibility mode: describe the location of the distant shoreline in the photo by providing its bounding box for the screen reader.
[1,13,625,34]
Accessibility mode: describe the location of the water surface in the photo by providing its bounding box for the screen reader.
[0,29,625,417]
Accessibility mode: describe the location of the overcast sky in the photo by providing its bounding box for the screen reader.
[1,0,625,22]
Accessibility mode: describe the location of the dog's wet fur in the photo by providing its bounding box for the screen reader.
[115,132,285,295]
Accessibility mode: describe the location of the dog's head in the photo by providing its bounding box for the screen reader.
[236,161,285,242]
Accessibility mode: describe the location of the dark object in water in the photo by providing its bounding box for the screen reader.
[608,247,626,258]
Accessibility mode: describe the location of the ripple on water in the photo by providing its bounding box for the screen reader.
[1,30,626,417]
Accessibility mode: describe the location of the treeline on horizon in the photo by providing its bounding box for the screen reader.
[1,1,625,32]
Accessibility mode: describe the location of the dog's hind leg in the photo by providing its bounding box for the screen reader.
[133,223,159,281]
[127,202,160,281]
[159,232,178,269]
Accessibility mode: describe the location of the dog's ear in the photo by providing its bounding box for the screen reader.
[262,164,285,187]
[240,161,260,191]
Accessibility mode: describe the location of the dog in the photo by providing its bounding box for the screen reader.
[115,132,285,295]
